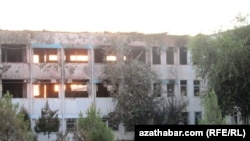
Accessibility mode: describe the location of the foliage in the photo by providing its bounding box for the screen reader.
[55,132,68,141]
[102,36,190,129]
[189,22,250,124]
[154,96,188,124]
[199,90,226,124]
[74,105,114,141]
[34,100,60,138]
[103,58,161,130]
[0,91,34,141]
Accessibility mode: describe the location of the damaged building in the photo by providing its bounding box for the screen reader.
[0,30,231,140]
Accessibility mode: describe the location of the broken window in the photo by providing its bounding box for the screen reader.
[94,47,117,63]
[126,46,146,63]
[194,80,200,96]
[2,79,27,98]
[94,48,105,63]
[65,49,88,63]
[180,80,187,96]
[152,47,161,64]
[131,48,146,63]
[33,80,59,98]
[96,82,112,97]
[1,44,27,62]
[195,112,202,125]
[167,80,175,96]
[65,80,88,98]
[166,47,174,64]
[179,47,187,65]
[181,112,188,125]
[33,48,58,63]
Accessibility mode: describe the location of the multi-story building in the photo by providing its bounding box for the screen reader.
[0,30,220,140]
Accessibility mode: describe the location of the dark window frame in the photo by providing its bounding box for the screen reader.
[66,118,76,132]
[34,80,59,98]
[152,47,161,64]
[94,48,105,63]
[180,80,187,96]
[96,82,112,97]
[1,44,27,62]
[194,80,200,96]
[181,112,188,125]
[2,79,27,98]
[167,81,175,96]
[195,112,202,125]
[64,48,88,63]
[127,46,146,63]
[65,80,88,98]
[33,48,58,63]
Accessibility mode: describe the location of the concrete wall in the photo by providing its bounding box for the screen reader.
[1,30,201,141]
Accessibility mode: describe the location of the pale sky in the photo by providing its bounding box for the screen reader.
[0,0,249,36]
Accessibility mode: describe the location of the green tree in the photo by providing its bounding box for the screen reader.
[55,132,68,141]
[34,100,60,139]
[74,105,114,141]
[199,90,226,124]
[102,35,189,129]
[189,17,250,124]
[103,58,161,130]
[154,96,188,124]
[0,91,34,141]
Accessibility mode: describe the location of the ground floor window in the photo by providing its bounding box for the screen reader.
[66,118,76,132]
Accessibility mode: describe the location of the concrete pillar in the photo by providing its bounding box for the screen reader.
[0,44,2,97]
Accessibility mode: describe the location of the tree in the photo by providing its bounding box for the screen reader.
[55,132,68,141]
[0,91,34,141]
[34,100,60,139]
[189,17,250,124]
[154,96,188,124]
[103,58,161,130]
[199,90,226,124]
[74,104,114,141]
[102,35,189,129]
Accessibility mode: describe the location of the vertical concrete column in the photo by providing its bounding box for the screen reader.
[0,44,2,97]
[90,45,95,106]
[60,46,66,133]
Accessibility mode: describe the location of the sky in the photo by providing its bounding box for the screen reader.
[0,0,249,36]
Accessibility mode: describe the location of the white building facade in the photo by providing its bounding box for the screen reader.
[0,30,211,140]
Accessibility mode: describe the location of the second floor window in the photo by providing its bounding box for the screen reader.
[65,49,88,63]
[94,48,105,63]
[96,82,112,97]
[33,48,58,63]
[2,44,27,62]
